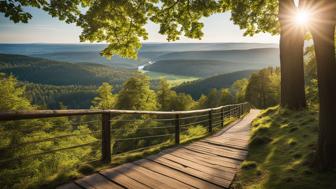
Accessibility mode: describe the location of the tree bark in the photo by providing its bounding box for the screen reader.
[279,0,307,109]
[311,0,336,170]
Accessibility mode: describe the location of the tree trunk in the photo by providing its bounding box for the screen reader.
[279,0,307,109]
[311,1,336,170]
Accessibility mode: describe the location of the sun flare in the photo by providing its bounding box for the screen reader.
[294,10,311,25]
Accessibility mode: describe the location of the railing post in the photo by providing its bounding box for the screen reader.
[221,107,224,127]
[175,114,180,145]
[102,112,111,163]
[240,104,243,117]
[208,110,213,133]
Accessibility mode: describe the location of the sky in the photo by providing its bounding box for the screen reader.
[0,7,280,44]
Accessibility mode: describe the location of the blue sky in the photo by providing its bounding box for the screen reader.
[0,7,279,44]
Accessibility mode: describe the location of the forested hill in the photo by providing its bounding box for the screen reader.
[144,48,279,77]
[0,53,141,109]
[0,53,139,86]
[0,43,278,69]
[173,70,256,99]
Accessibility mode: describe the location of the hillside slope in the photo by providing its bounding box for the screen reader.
[145,48,279,77]
[0,53,139,86]
[173,70,255,99]
[234,107,336,189]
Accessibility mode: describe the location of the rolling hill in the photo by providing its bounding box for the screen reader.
[0,53,142,109]
[0,43,279,70]
[0,53,139,87]
[144,48,279,77]
[173,70,256,99]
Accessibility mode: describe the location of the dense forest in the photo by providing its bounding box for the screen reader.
[0,54,140,86]
[174,70,256,99]
[23,83,97,109]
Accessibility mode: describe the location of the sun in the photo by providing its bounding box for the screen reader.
[294,10,311,26]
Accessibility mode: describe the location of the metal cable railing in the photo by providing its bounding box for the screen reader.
[0,102,251,166]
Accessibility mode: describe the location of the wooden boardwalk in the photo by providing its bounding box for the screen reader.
[58,110,259,189]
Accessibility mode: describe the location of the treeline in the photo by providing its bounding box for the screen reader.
[192,52,318,110]
[90,75,249,111]
[23,83,97,109]
[173,70,255,99]
[177,67,281,110]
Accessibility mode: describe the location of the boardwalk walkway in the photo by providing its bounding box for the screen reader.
[58,110,260,189]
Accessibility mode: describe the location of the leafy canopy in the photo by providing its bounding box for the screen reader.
[1,0,280,59]
[0,73,32,111]
[115,75,158,110]
[91,82,116,109]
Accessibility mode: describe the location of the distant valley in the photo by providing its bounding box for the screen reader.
[0,43,280,108]
[0,43,279,70]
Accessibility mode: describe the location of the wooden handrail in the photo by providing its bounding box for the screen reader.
[0,102,251,164]
[0,103,248,121]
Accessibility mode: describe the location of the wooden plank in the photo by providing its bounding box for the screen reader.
[134,159,223,189]
[110,163,184,189]
[100,168,150,189]
[185,145,246,160]
[212,138,249,144]
[193,141,247,153]
[56,182,81,189]
[129,162,194,189]
[184,145,246,161]
[212,134,249,140]
[169,148,241,169]
[209,135,249,142]
[200,140,248,151]
[190,142,248,156]
[75,173,123,189]
[147,155,231,188]
[188,143,247,156]
[213,137,249,142]
[204,139,248,150]
[166,150,237,173]
[159,153,235,181]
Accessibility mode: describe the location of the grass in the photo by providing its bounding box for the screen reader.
[233,106,336,189]
[141,70,199,86]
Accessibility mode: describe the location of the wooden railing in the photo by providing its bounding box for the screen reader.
[0,102,251,165]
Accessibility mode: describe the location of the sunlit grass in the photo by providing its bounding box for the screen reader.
[234,106,336,189]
